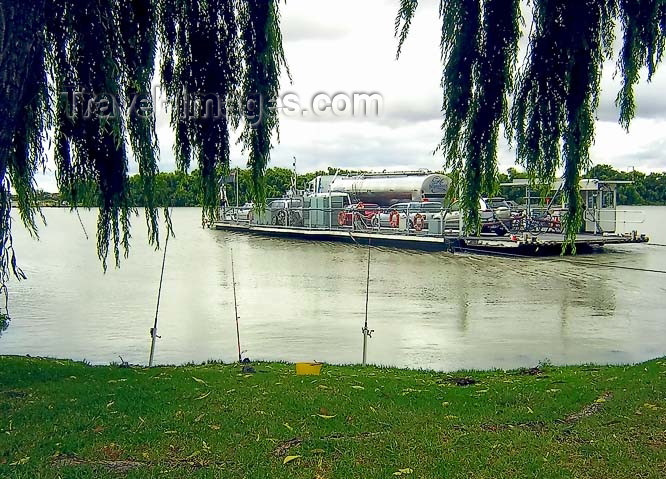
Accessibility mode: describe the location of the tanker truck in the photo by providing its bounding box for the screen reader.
[307,171,451,207]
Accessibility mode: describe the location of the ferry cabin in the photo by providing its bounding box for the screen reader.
[501,178,632,235]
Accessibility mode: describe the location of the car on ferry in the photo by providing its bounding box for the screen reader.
[338,202,381,226]
[268,198,304,226]
[433,198,511,235]
[224,202,253,222]
[487,197,524,214]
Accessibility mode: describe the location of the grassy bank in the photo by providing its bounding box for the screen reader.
[1,356,664,478]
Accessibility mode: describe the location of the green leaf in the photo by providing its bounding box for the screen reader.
[192,377,208,386]
[283,455,301,465]
[394,468,413,476]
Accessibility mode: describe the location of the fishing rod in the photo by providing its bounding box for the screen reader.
[148,220,171,368]
[362,238,374,366]
[230,248,242,362]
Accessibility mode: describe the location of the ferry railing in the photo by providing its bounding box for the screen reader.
[615,208,646,234]
[220,202,572,237]
[220,203,461,235]
[219,201,650,240]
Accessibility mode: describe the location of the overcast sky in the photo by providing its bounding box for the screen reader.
[36,0,666,191]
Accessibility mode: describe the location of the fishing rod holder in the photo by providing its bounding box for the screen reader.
[361,325,374,367]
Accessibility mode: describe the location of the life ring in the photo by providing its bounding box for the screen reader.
[389,210,400,228]
[337,211,347,226]
[414,213,425,231]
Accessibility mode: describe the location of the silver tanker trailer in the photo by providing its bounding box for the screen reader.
[308,172,451,206]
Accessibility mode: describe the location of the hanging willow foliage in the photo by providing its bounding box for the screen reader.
[158,0,240,223]
[617,0,666,130]
[398,0,520,230]
[513,0,617,248]
[396,0,666,245]
[0,0,286,316]
[435,0,482,225]
[238,0,289,205]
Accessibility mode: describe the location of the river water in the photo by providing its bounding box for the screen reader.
[1,206,665,371]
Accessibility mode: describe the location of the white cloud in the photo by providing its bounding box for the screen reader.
[268,0,666,175]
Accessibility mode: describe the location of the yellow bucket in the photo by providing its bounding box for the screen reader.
[295,362,323,375]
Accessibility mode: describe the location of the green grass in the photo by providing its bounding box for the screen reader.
[0,356,664,478]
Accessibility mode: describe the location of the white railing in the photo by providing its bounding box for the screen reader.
[615,209,646,234]
[218,203,509,238]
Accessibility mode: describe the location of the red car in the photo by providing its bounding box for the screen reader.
[337,202,380,226]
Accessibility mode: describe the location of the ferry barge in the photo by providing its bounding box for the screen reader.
[213,171,649,255]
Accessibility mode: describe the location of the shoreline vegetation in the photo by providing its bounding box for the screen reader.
[20,165,666,209]
[1,355,664,478]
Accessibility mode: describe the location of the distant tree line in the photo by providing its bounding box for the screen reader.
[55,171,203,207]
[230,165,666,207]
[20,165,666,208]
[225,167,370,207]
[580,165,666,206]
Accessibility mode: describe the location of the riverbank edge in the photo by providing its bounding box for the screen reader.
[1,355,665,478]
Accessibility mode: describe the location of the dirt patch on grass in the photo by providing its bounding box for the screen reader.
[53,455,145,473]
[273,437,302,456]
[52,454,230,471]
[519,367,543,376]
[321,431,386,441]
[564,392,613,424]
[479,421,547,432]
[445,377,478,386]
[1,390,28,399]
[645,431,666,451]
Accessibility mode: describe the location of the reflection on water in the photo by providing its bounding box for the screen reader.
[2,207,665,371]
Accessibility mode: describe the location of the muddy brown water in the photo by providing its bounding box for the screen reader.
[2,206,665,371]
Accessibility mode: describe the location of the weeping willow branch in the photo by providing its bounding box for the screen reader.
[239,0,289,207]
[616,0,666,130]
[0,0,286,312]
[397,0,520,232]
[158,0,240,225]
[119,0,160,247]
[560,0,615,250]
[395,0,419,59]
[513,0,615,250]
[463,0,521,231]
[0,1,47,322]
[396,0,665,246]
